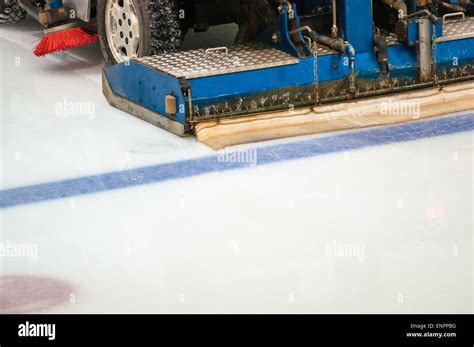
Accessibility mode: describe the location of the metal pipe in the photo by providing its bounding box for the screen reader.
[406,9,438,24]
[331,0,338,38]
[374,35,389,74]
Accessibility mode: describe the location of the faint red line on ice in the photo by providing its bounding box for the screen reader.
[0,275,74,314]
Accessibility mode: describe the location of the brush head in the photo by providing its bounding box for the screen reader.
[33,27,99,57]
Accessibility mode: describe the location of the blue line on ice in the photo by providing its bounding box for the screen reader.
[1,113,473,209]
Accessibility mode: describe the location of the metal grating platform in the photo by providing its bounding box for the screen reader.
[137,44,299,79]
[385,32,401,46]
[436,16,474,43]
[373,30,401,46]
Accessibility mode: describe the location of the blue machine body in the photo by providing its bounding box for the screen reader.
[104,0,474,135]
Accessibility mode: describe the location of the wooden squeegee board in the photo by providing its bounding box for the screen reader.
[195,81,474,150]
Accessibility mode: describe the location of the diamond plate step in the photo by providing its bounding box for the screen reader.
[136,44,300,79]
[436,16,474,43]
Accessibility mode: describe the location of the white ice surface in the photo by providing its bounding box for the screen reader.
[0,19,473,313]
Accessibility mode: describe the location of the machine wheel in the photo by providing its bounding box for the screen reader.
[0,0,26,24]
[97,0,182,65]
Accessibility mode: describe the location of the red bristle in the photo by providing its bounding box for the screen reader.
[33,27,99,57]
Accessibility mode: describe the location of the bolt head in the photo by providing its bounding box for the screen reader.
[272,32,279,44]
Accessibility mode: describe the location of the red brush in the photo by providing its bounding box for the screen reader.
[34,26,98,57]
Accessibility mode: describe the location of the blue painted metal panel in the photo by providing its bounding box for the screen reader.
[435,19,443,38]
[354,52,380,77]
[337,0,373,53]
[189,49,383,103]
[318,54,349,81]
[436,38,474,65]
[188,52,363,102]
[189,59,313,100]
[105,61,187,125]
[407,19,418,47]
[387,44,418,77]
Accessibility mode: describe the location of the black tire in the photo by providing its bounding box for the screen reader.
[0,0,26,24]
[97,0,182,65]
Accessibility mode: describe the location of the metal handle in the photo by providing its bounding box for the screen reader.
[443,12,465,25]
[205,47,229,55]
